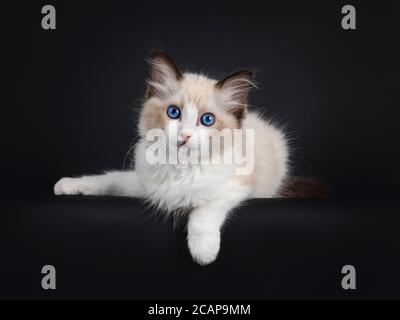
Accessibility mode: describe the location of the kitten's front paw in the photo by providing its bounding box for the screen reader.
[188,231,220,266]
[54,177,97,195]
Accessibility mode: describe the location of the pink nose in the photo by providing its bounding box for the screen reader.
[178,131,192,145]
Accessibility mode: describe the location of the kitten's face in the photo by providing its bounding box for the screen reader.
[139,51,254,160]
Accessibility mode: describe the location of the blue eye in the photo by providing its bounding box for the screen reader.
[201,113,216,126]
[167,105,181,119]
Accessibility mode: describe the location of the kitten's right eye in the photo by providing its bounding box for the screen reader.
[167,105,181,119]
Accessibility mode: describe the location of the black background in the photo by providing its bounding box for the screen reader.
[1,0,400,300]
[1,197,400,299]
[2,0,399,200]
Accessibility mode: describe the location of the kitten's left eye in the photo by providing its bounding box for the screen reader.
[200,113,216,126]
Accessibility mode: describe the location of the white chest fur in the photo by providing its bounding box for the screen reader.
[135,140,235,211]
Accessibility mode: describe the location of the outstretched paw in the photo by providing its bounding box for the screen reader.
[54,177,98,196]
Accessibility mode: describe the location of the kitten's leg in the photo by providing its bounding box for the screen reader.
[54,171,144,197]
[187,183,252,265]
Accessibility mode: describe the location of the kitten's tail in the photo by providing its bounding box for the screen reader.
[278,176,328,198]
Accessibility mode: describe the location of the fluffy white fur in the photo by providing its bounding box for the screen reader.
[54,52,288,265]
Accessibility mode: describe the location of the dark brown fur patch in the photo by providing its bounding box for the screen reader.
[278,176,328,198]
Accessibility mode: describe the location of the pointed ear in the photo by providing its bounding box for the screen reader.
[146,50,183,99]
[215,70,254,120]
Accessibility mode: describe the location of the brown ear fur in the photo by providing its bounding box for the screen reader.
[215,70,254,121]
[146,50,182,98]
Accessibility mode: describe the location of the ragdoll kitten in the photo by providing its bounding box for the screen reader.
[54,51,319,265]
